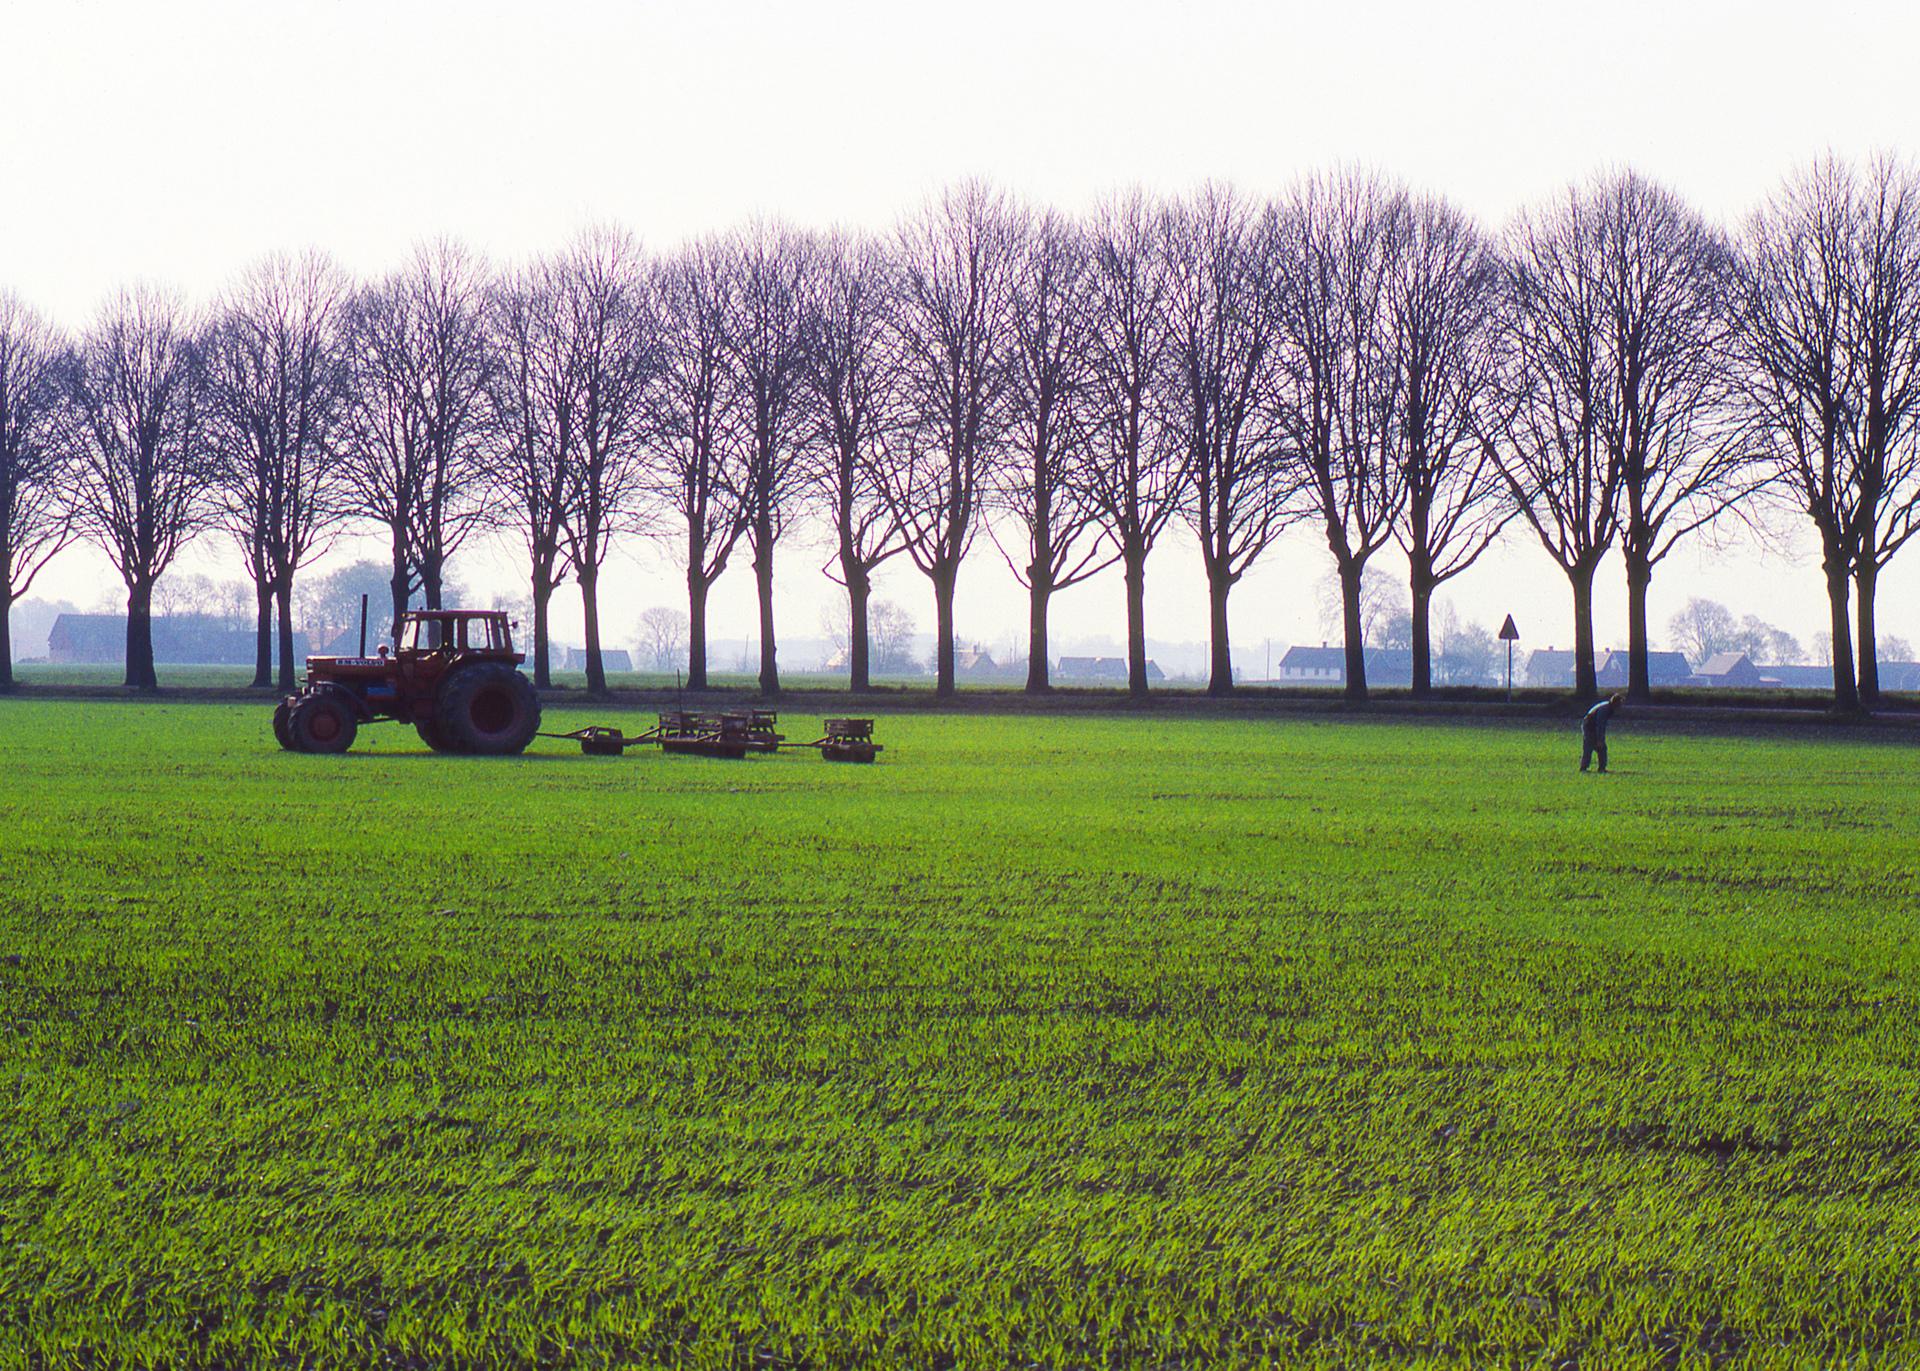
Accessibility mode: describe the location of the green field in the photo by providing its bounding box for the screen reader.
[1,702,1917,1368]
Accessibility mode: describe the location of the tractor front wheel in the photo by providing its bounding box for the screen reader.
[290,692,358,754]
[436,664,541,756]
[272,701,295,751]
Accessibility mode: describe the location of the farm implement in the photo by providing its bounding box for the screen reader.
[273,606,881,762]
[545,713,883,763]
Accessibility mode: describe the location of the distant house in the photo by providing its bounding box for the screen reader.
[1692,652,1763,688]
[1760,664,1839,690]
[46,614,123,663]
[1595,649,1692,689]
[1276,644,1412,688]
[1524,648,1576,688]
[1277,644,1344,684]
[1363,648,1413,687]
[563,646,632,672]
[47,613,307,665]
[953,645,1002,679]
[1055,655,1165,684]
[1878,661,1920,692]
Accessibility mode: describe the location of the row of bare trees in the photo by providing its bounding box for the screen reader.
[4,159,1919,704]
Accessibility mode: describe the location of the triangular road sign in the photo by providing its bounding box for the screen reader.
[1498,614,1520,641]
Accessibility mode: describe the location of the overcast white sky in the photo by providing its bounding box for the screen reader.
[6,0,1919,669]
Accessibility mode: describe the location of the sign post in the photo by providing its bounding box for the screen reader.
[1498,614,1520,702]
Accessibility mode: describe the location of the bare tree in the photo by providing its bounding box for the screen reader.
[0,294,76,689]
[204,253,352,690]
[719,222,813,695]
[635,604,688,672]
[994,209,1112,692]
[869,598,917,674]
[70,287,211,688]
[1385,195,1514,695]
[487,261,575,687]
[1841,157,1920,705]
[1735,161,1863,710]
[1272,171,1407,701]
[1667,596,1742,665]
[650,239,747,689]
[1492,187,1622,701]
[799,232,906,692]
[880,182,1017,697]
[553,228,654,695]
[1081,190,1185,698]
[1594,173,1750,701]
[1165,185,1293,695]
[341,240,494,634]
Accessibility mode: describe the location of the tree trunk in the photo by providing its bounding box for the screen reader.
[0,584,14,691]
[581,568,607,695]
[1570,563,1598,702]
[1205,569,1232,696]
[753,522,779,696]
[932,563,956,698]
[1339,561,1368,703]
[1824,549,1860,712]
[388,531,409,642]
[1856,555,1880,707]
[275,579,297,692]
[686,571,711,691]
[1124,549,1149,700]
[1625,553,1652,702]
[530,576,553,690]
[421,555,444,611]
[125,579,157,690]
[251,581,273,689]
[1025,577,1051,693]
[1409,566,1434,698]
[846,564,871,693]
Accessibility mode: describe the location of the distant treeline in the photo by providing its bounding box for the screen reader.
[2,159,1917,707]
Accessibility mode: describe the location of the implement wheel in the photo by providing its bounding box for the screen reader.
[290,693,357,754]
[436,663,541,756]
[272,701,295,751]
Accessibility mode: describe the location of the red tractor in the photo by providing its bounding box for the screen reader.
[274,609,542,756]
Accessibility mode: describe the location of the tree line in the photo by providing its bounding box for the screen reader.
[3,158,1919,706]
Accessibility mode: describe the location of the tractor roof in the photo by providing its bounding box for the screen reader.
[399,608,508,622]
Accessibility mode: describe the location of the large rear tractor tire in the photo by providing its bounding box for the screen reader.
[435,663,541,756]
[290,692,357,754]
[272,701,295,751]
[415,718,463,753]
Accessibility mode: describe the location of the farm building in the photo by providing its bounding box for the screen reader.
[953,645,1010,679]
[1054,655,1166,684]
[1692,652,1764,688]
[1525,648,1691,688]
[47,613,308,666]
[1595,649,1693,689]
[1277,645,1342,683]
[1761,664,1838,689]
[1276,645,1413,687]
[1524,648,1575,687]
[562,647,632,672]
[1875,661,1920,691]
[1747,661,1920,691]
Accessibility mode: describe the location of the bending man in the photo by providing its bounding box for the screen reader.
[1580,693,1624,773]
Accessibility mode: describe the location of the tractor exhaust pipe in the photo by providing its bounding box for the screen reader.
[358,594,369,657]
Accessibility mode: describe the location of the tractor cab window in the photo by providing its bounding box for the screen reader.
[406,618,453,652]
[459,618,502,651]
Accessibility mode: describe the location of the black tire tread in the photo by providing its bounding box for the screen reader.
[435,663,540,756]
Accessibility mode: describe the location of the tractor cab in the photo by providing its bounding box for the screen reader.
[394,610,519,660]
